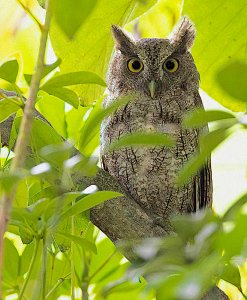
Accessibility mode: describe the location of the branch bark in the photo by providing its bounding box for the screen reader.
[0,94,229,300]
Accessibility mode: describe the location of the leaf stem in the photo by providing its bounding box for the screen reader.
[81,250,89,300]
[0,0,52,296]
[88,249,117,282]
[45,273,71,299]
[71,198,75,300]
[42,230,47,300]
[18,238,40,300]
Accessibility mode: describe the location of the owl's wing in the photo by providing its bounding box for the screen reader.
[192,92,213,211]
[193,159,212,211]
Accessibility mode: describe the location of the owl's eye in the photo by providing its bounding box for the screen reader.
[127,58,143,73]
[163,58,179,72]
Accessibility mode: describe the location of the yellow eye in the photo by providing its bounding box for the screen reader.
[127,58,143,73]
[163,58,179,72]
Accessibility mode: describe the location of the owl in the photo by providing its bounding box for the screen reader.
[100,17,212,229]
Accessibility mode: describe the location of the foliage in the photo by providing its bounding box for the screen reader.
[0,0,247,300]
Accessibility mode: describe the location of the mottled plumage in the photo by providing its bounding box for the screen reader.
[100,17,212,228]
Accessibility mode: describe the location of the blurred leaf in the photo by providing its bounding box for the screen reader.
[171,210,216,242]
[60,191,122,220]
[221,263,242,291]
[42,87,79,108]
[0,96,23,123]
[50,0,158,105]
[79,95,131,153]
[39,143,72,168]
[107,132,175,152]
[223,193,247,222]
[175,253,222,300]
[24,58,62,85]
[102,279,141,297]
[0,59,19,83]
[52,0,97,39]
[3,238,19,282]
[219,209,247,258]
[0,171,24,193]
[55,231,97,254]
[41,71,106,89]
[183,0,247,111]
[126,0,182,38]
[217,61,247,102]
[65,154,98,177]
[30,162,51,176]
[177,128,232,185]
[37,0,46,8]
[183,109,236,128]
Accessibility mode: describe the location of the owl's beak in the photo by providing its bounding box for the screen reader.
[148,80,156,99]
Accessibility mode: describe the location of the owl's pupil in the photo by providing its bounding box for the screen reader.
[166,60,175,70]
[132,60,141,70]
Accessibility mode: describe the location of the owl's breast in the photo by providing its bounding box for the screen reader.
[100,94,198,219]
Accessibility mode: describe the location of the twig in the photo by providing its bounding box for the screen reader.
[0,0,52,297]
[42,230,47,300]
[45,273,71,299]
[88,250,117,282]
[71,198,75,300]
[16,0,43,30]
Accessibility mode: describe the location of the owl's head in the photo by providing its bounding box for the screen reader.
[107,17,199,99]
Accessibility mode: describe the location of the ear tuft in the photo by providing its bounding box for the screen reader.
[170,16,196,52]
[111,25,135,54]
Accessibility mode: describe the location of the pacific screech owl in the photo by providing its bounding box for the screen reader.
[100,17,212,228]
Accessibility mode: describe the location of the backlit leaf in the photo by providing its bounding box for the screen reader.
[41,71,105,89]
[60,191,122,220]
[183,109,236,128]
[0,96,23,123]
[107,132,175,152]
[0,60,19,83]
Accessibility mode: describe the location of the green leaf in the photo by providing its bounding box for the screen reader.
[171,209,216,242]
[60,191,122,220]
[52,0,98,39]
[39,143,72,167]
[0,96,23,123]
[107,132,175,152]
[216,61,247,103]
[31,118,64,151]
[0,60,19,83]
[55,231,97,254]
[183,109,236,128]
[177,128,232,185]
[0,171,24,193]
[41,71,106,89]
[79,95,131,153]
[221,263,241,291]
[50,0,158,105]
[183,0,247,111]
[223,193,247,222]
[20,242,35,276]
[36,91,66,138]
[37,0,46,8]
[41,87,79,108]
[24,58,62,85]
[3,238,19,282]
